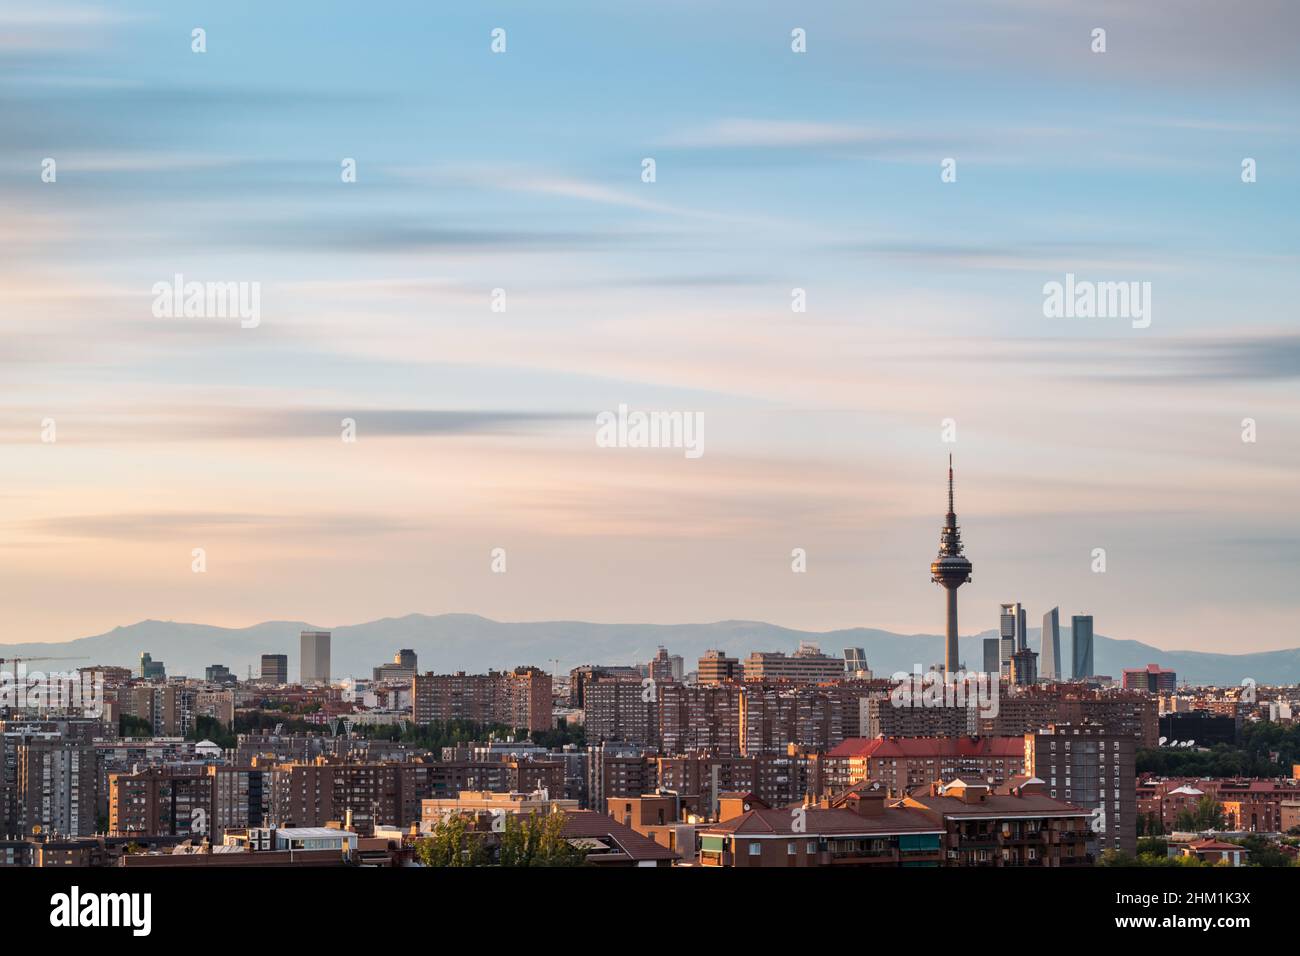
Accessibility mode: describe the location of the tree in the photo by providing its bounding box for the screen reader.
[498,811,587,868]
[415,814,488,867]
[1174,795,1225,833]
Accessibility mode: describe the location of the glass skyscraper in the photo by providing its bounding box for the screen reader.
[1071,614,1094,679]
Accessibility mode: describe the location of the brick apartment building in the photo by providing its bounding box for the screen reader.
[821,736,1027,797]
[658,683,742,755]
[1025,723,1136,856]
[699,789,945,867]
[410,667,552,732]
[901,778,1094,866]
[1138,777,1300,834]
[585,678,656,746]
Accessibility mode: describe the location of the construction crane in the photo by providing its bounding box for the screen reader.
[0,656,87,670]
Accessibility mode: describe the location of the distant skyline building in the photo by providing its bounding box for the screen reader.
[373,649,418,682]
[205,663,234,684]
[260,653,288,684]
[982,638,1000,675]
[139,652,165,680]
[743,643,844,684]
[843,647,870,678]
[930,456,973,676]
[1040,607,1061,680]
[300,630,331,685]
[1010,647,1038,687]
[1122,664,1177,693]
[1072,615,1095,679]
[999,603,1027,677]
[697,650,742,684]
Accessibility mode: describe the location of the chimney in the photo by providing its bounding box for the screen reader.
[848,791,885,817]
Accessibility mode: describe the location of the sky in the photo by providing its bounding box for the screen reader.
[1,1,1297,654]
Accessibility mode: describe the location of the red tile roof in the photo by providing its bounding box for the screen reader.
[704,806,943,837]
[559,811,679,862]
[904,792,1090,819]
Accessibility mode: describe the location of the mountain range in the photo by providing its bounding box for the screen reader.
[0,614,1286,686]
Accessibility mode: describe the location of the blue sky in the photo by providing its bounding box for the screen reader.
[1,1,1297,656]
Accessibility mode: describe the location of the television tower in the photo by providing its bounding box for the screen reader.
[930,454,973,676]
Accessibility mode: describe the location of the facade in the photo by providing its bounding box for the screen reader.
[901,778,1093,866]
[584,677,655,745]
[260,654,288,684]
[1010,648,1038,687]
[1071,615,1094,679]
[139,652,165,680]
[865,696,975,739]
[1040,607,1061,680]
[821,736,1026,797]
[699,791,944,868]
[1122,665,1177,694]
[410,667,553,732]
[697,650,742,685]
[6,732,97,837]
[982,638,1000,675]
[999,603,1028,677]
[740,684,846,754]
[373,649,418,682]
[743,643,844,684]
[300,630,331,685]
[658,683,742,755]
[1025,723,1136,857]
[123,684,197,737]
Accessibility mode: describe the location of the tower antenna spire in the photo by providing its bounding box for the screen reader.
[948,454,954,516]
[932,455,973,677]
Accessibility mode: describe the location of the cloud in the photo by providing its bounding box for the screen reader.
[0,407,583,444]
[19,511,419,541]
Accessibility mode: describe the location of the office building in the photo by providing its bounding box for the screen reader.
[1040,607,1061,680]
[982,638,1000,675]
[743,643,844,684]
[999,603,1027,677]
[259,654,288,685]
[204,664,234,684]
[1071,615,1094,679]
[697,650,742,684]
[1122,664,1177,694]
[373,649,418,682]
[139,652,165,680]
[300,630,331,685]
[844,648,871,679]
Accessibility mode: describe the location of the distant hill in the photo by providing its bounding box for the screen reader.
[0,614,1289,686]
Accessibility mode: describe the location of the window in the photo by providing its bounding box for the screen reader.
[788,842,797,855]
[748,842,761,856]
[808,841,817,854]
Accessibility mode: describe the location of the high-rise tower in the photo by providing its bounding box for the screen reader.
[1041,607,1061,680]
[930,455,973,676]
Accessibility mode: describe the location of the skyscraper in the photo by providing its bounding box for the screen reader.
[1040,607,1061,680]
[930,456,973,676]
[998,603,1027,677]
[1071,615,1094,679]
[300,630,331,685]
[982,637,1000,675]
